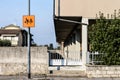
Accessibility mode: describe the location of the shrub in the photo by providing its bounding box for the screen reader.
[88,11,120,65]
[0,40,11,46]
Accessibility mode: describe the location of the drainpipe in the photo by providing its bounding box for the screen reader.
[58,0,60,17]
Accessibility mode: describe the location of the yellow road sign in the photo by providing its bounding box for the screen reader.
[23,15,35,28]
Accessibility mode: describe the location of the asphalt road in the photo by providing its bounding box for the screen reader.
[0,76,120,80]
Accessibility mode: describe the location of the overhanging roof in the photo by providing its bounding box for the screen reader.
[54,16,82,43]
[0,30,21,34]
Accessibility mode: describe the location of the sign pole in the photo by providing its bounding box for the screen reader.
[23,0,34,78]
[28,0,31,79]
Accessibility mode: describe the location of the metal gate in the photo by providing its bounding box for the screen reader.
[49,51,82,66]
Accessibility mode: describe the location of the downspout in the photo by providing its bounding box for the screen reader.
[53,0,55,18]
[58,0,60,17]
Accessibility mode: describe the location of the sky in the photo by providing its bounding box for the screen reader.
[0,0,57,47]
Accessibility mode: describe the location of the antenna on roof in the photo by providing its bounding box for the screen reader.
[13,19,17,26]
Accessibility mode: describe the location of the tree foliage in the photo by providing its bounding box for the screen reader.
[48,43,54,50]
[88,11,120,65]
[0,40,11,46]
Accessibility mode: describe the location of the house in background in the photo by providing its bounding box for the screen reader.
[0,24,27,46]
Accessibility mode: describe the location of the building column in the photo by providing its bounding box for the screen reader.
[75,30,81,61]
[82,18,88,65]
[61,41,64,57]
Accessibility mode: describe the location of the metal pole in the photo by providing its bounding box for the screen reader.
[53,0,55,17]
[58,0,60,16]
[28,0,31,79]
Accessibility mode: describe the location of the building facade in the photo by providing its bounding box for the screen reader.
[0,24,27,46]
[54,0,120,66]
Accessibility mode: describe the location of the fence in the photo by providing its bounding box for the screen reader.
[49,51,82,66]
[88,52,104,65]
[49,51,106,66]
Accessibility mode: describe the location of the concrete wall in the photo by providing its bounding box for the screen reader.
[86,65,120,78]
[0,47,48,75]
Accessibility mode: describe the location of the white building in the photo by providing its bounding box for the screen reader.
[53,0,120,66]
[0,24,27,46]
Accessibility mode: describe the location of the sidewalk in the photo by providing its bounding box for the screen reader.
[0,76,120,80]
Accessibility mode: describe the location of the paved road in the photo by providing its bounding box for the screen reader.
[0,76,120,80]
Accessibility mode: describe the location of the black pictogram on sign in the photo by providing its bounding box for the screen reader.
[23,15,35,28]
[25,18,33,24]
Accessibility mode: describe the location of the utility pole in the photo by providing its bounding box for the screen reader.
[23,0,35,78]
[28,0,31,79]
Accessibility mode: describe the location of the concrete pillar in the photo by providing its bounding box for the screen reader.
[67,44,70,59]
[72,34,75,60]
[64,46,68,59]
[82,18,88,65]
[61,41,64,57]
[75,30,80,60]
[69,38,72,59]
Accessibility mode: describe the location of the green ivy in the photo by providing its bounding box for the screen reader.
[88,11,120,65]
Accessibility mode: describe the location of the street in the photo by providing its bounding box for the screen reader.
[0,76,120,80]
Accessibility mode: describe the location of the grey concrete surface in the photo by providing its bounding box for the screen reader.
[0,76,120,80]
[0,47,48,75]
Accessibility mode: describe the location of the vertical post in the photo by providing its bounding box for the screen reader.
[82,18,88,65]
[28,0,31,79]
[53,0,55,17]
[58,0,60,17]
[75,30,80,61]
[61,41,64,56]
[66,46,68,65]
[92,52,94,64]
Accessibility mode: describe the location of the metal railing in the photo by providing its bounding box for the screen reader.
[49,51,82,66]
[88,52,104,65]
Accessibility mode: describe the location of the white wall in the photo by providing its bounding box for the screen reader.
[55,0,120,18]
